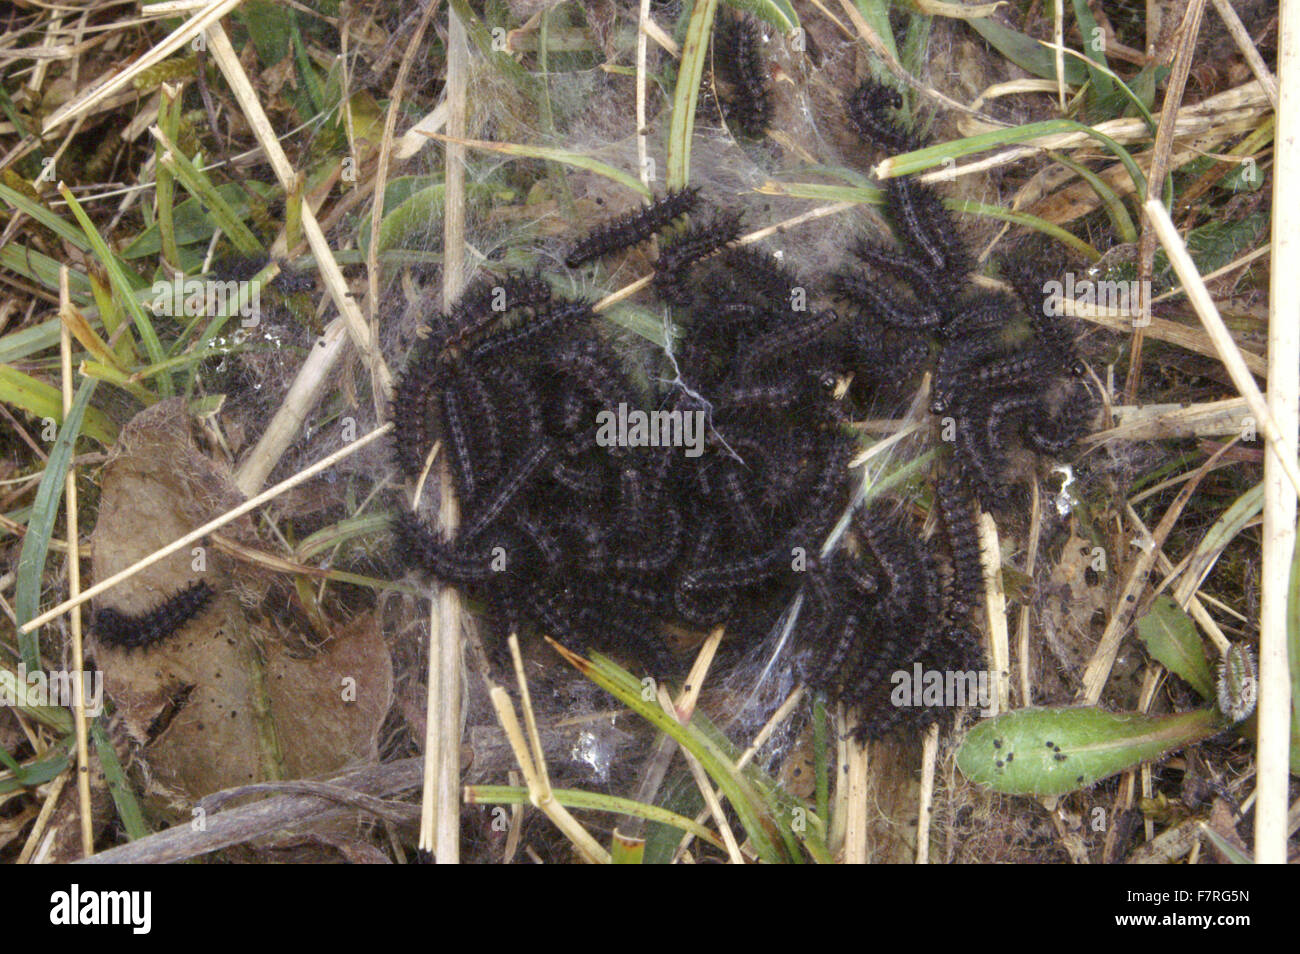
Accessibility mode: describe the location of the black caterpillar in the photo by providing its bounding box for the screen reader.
[388,76,1096,740]
[564,188,700,268]
[716,13,772,139]
[94,581,215,651]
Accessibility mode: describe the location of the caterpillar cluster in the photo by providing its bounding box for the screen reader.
[93,580,215,651]
[389,78,1098,739]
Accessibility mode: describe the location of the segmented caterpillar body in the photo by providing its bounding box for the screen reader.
[94,581,215,651]
[564,188,700,268]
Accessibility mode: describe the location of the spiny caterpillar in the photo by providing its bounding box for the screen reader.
[93,581,215,651]
[564,188,700,268]
[717,13,772,139]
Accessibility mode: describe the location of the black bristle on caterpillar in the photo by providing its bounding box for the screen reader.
[653,210,744,303]
[94,581,215,651]
[564,188,700,268]
[845,79,915,153]
[717,14,772,138]
[936,475,984,619]
[884,177,969,281]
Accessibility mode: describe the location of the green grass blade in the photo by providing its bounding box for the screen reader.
[756,180,1098,258]
[953,199,1100,260]
[723,0,799,32]
[466,784,728,851]
[14,376,100,670]
[154,136,262,255]
[554,641,790,862]
[882,120,1149,204]
[0,363,115,445]
[1287,538,1300,774]
[427,133,649,198]
[92,719,150,840]
[0,243,93,297]
[666,0,719,189]
[0,183,91,251]
[813,695,830,827]
[58,183,171,397]
[1047,149,1138,243]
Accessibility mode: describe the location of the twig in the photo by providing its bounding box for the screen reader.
[1128,0,1207,401]
[235,317,351,494]
[636,0,650,190]
[1077,439,1237,704]
[842,721,869,864]
[205,22,392,416]
[658,683,743,863]
[40,0,245,134]
[978,513,1010,715]
[367,0,441,383]
[57,269,92,857]
[79,759,423,864]
[915,722,939,864]
[1210,0,1278,108]
[420,3,470,866]
[483,636,610,864]
[1144,200,1300,497]
[1256,0,1298,865]
[1017,481,1042,706]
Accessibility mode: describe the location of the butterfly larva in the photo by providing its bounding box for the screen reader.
[845,79,914,153]
[94,581,215,651]
[564,188,700,268]
[1216,643,1257,723]
[718,14,772,139]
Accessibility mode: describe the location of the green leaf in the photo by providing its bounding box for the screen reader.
[14,376,101,670]
[121,184,270,259]
[0,742,72,795]
[1136,595,1215,701]
[957,706,1220,797]
[0,363,115,445]
[967,18,1087,85]
[373,183,445,253]
[722,0,799,32]
[667,0,719,189]
[59,184,171,397]
[1069,0,1115,105]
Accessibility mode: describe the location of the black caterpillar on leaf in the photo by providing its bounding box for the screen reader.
[94,581,215,651]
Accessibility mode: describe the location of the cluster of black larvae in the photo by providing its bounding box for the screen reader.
[390,80,1097,738]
